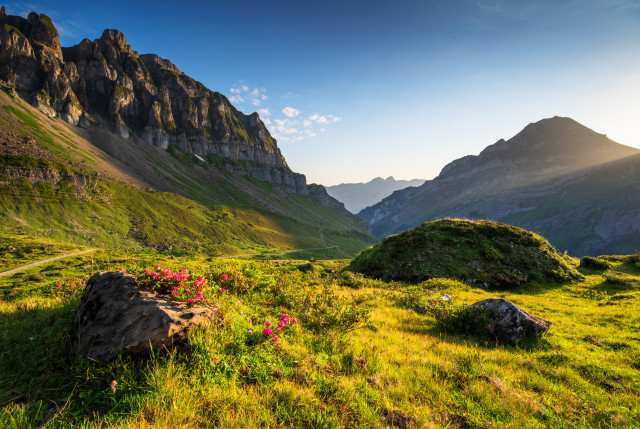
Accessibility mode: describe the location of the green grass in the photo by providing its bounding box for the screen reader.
[0,242,639,428]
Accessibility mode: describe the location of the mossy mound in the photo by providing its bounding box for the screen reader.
[348,219,582,288]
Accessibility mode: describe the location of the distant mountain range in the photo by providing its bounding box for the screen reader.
[326,177,425,213]
[359,117,640,256]
[0,9,374,256]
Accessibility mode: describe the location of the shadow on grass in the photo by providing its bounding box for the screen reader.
[395,312,553,351]
[0,299,150,427]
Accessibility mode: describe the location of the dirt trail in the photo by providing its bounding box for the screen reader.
[0,248,97,277]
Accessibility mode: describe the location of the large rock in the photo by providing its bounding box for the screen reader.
[471,298,550,345]
[68,271,222,361]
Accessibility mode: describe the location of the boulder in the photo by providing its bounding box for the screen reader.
[68,271,222,361]
[471,298,550,345]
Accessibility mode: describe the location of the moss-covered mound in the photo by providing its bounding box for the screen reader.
[348,219,582,288]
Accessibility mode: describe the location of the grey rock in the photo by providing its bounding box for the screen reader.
[471,298,550,345]
[439,294,451,301]
[68,271,222,361]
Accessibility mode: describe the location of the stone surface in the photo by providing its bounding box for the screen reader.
[68,271,222,361]
[471,298,550,345]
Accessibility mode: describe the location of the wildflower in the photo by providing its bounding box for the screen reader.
[56,283,62,289]
[109,380,117,394]
[290,317,297,324]
[265,320,272,326]
[240,311,244,315]
[218,288,227,293]
[0,300,5,305]
[187,298,194,304]
[248,319,252,324]
[263,327,272,336]
[272,336,279,343]
[221,274,229,281]
[276,327,282,333]
[248,329,253,334]
[278,321,285,328]
[196,292,204,301]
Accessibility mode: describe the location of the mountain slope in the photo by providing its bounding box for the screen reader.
[359,117,640,256]
[0,9,375,257]
[326,176,425,213]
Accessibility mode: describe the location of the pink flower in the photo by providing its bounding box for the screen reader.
[248,319,252,324]
[196,292,204,301]
[218,288,227,293]
[187,298,194,304]
[221,274,229,281]
[265,320,272,326]
[278,321,285,328]
[272,336,279,343]
[290,317,297,324]
[263,327,272,336]
[276,327,282,333]
[248,329,253,334]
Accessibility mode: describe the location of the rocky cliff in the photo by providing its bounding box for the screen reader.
[0,8,344,208]
[359,117,640,256]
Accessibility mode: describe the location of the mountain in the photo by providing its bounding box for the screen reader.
[359,117,640,256]
[0,9,374,256]
[325,176,425,213]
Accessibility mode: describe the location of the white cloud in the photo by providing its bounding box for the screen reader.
[303,120,312,127]
[257,108,271,116]
[282,107,300,118]
[274,119,299,135]
[309,113,341,124]
[229,82,268,107]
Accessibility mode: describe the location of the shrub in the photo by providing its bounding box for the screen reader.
[580,256,610,270]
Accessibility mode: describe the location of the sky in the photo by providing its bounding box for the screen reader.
[5,0,640,186]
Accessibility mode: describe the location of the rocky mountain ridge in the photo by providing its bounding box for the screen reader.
[0,8,344,208]
[359,117,640,256]
[326,176,425,213]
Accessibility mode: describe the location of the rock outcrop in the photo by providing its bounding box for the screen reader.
[471,298,550,345]
[0,9,345,210]
[68,271,222,361]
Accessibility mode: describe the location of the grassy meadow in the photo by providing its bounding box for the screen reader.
[1,233,639,428]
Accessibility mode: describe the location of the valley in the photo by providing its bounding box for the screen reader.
[1,7,639,429]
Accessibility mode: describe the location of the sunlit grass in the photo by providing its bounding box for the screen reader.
[1,246,639,427]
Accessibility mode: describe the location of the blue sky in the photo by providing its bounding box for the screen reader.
[6,1,640,185]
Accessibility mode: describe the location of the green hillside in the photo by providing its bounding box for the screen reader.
[0,88,374,258]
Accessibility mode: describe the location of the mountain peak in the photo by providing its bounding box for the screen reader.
[100,29,128,51]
